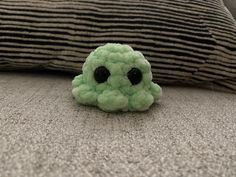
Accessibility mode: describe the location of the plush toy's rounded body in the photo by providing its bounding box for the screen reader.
[72,43,162,112]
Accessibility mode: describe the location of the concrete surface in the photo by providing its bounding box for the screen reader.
[0,72,236,177]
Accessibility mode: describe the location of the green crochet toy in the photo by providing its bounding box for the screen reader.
[72,43,162,112]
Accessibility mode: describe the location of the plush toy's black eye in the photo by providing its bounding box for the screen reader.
[94,66,110,83]
[127,68,142,85]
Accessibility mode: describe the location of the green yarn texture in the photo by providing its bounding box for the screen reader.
[72,43,162,112]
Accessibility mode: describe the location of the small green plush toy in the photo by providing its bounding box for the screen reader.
[72,43,162,112]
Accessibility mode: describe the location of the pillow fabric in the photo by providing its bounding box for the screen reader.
[0,0,236,91]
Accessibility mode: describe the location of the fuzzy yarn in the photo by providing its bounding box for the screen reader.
[72,43,162,112]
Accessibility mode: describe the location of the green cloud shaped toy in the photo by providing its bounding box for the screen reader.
[72,43,162,112]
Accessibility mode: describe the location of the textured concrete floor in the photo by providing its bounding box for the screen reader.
[0,72,236,177]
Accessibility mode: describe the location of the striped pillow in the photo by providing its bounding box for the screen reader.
[0,0,236,91]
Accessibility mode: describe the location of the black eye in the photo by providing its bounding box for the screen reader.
[94,66,110,83]
[127,68,142,85]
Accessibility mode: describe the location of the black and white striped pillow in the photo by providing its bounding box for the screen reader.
[0,0,236,91]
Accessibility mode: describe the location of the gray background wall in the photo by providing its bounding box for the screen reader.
[224,0,236,19]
